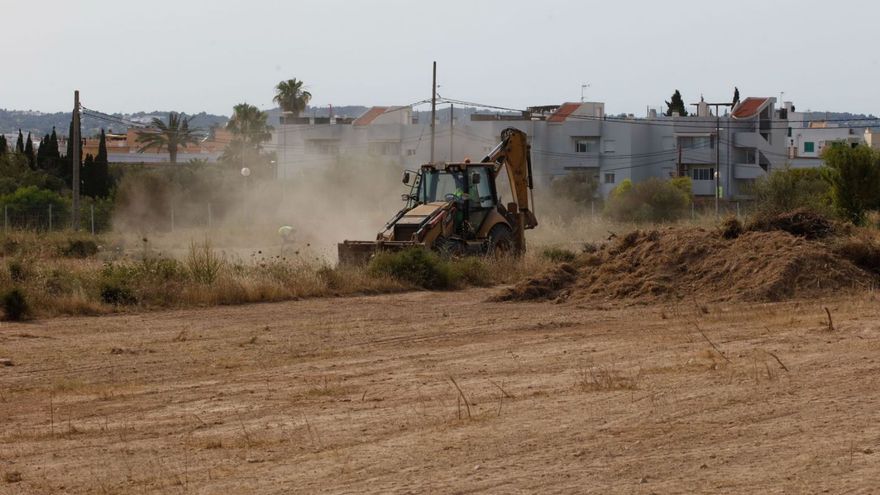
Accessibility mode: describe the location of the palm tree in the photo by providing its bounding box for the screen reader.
[223,103,273,164]
[273,79,312,118]
[136,112,201,163]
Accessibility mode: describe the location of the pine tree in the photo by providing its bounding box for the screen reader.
[15,130,24,153]
[48,128,59,156]
[24,133,35,169]
[81,154,95,197]
[664,90,689,117]
[0,135,7,155]
[84,129,112,198]
[36,133,49,169]
[732,87,740,106]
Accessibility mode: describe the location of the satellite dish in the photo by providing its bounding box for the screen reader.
[240,167,251,177]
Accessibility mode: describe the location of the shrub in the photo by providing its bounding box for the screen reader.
[368,248,454,290]
[0,186,70,230]
[750,167,833,218]
[2,288,31,321]
[185,241,223,284]
[823,144,880,223]
[541,247,578,263]
[604,177,691,222]
[7,258,28,282]
[100,283,137,306]
[61,239,99,258]
[99,263,139,305]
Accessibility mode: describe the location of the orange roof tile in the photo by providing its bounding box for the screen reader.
[353,106,389,126]
[548,103,582,123]
[731,97,770,119]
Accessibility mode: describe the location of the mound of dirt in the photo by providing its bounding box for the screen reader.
[497,227,877,303]
[747,208,836,239]
[488,263,577,302]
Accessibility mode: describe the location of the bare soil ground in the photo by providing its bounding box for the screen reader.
[1,289,879,494]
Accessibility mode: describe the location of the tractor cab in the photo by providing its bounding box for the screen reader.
[408,162,499,237]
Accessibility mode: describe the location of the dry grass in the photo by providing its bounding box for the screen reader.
[576,364,642,392]
[0,229,555,318]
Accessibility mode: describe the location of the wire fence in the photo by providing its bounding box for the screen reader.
[1,198,753,235]
[1,204,103,234]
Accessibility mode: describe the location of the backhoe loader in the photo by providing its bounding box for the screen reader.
[338,127,538,264]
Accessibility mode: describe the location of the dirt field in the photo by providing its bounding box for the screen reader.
[2,289,879,494]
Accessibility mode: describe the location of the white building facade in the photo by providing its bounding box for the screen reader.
[274,97,790,200]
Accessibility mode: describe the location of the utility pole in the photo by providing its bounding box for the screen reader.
[430,61,436,164]
[449,104,454,161]
[72,90,81,231]
[715,114,721,217]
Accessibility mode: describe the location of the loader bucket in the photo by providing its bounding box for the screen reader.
[337,240,421,266]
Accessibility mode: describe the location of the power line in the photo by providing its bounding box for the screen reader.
[436,97,880,129]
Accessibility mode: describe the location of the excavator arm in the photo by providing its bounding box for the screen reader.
[481,128,538,233]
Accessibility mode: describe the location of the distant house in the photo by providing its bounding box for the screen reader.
[68,128,232,163]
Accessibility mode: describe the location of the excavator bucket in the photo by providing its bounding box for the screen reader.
[337,240,419,266]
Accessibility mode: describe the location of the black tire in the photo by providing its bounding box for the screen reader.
[487,224,515,256]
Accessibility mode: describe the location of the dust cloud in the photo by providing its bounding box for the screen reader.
[110,152,409,260]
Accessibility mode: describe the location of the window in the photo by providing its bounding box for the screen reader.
[604,173,615,184]
[787,127,792,137]
[307,140,339,155]
[368,142,400,156]
[406,149,416,156]
[419,170,466,203]
[679,136,712,149]
[691,167,715,181]
[603,139,616,153]
[471,168,495,208]
[804,141,815,153]
[574,137,598,153]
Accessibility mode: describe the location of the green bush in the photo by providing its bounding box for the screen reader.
[2,288,31,321]
[750,167,833,218]
[368,248,454,290]
[185,241,223,284]
[604,177,692,222]
[99,263,138,305]
[0,186,70,229]
[822,145,880,224]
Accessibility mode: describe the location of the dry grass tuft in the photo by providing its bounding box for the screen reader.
[576,365,641,392]
[3,471,22,483]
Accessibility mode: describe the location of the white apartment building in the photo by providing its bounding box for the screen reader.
[274,96,789,200]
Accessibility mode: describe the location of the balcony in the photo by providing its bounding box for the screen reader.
[733,132,770,150]
[734,163,767,180]
[691,180,715,196]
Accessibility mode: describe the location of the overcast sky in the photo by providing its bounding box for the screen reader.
[5,0,879,116]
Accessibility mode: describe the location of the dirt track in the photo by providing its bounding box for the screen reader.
[2,289,879,493]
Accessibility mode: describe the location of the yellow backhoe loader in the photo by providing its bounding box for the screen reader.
[338,127,538,264]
